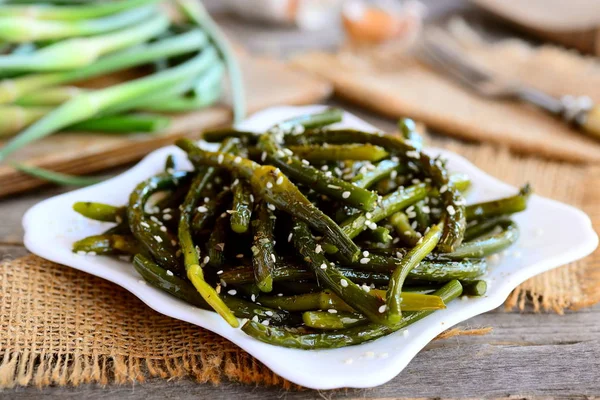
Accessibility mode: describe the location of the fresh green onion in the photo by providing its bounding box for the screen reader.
[0,6,157,42]
[0,47,218,161]
[0,0,159,20]
[0,28,208,103]
[66,114,170,133]
[15,86,82,106]
[177,0,246,122]
[10,163,108,187]
[0,12,168,71]
[0,105,47,137]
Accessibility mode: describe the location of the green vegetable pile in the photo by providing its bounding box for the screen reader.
[0,0,245,164]
[72,108,530,349]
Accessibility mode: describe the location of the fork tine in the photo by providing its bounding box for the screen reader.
[418,39,483,92]
[420,30,492,83]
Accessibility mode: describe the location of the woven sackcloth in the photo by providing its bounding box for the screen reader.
[1,140,598,389]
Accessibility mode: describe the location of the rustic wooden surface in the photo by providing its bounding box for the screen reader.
[2,0,600,398]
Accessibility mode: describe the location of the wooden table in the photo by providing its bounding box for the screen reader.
[2,0,600,398]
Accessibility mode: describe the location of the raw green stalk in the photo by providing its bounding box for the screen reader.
[176,0,246,123]
[0,13,168,71]
[0,29,208,104]
[12,163,108,186]
[0,6,157,42]
[0,48,217,161]
[67,114,170,133]
[0,0,160,20]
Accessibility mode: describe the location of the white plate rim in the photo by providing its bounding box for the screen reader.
[22,105,598,389]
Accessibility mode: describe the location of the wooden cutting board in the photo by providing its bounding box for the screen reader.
[291,48,600,164]
[0,54,332,198]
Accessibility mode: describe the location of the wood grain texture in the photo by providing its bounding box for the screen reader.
[3,306,599,399]
[0,56,332,198]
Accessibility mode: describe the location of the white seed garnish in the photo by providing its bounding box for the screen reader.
[378,305,387,313]
[340,279,349,287]
[342,191,351,199]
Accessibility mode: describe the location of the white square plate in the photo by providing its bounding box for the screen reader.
[23,106,598,389]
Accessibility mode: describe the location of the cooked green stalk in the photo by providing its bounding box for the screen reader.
[207,213,229,268]
[191,189,232,234]
[0,12,167,71]
[127,171,189,272]
[202,128,257,144]
[72,234,140,255]
[0,6,157,43]
[286,144,388,162]
[291,220,386,324]
[398,117,423,150]
[73,201,125,222]
[241,280,463,349]
[251,202,277,292]
[164,155,176,172]
[274,108,343,132]
[466,184,531,220]
[0,29,208,104]
[220,257,487,286]
[302,311,365,330]
[444,220,519,259]
[389,211,421,246]
[359,226,392,244]
[230,177,253,233]
[133,254,297,326]
[464,216,508,241]
[284,129,466,252]
[463,280,487,297]
[0,47,217,161]
[338,183,429,240]
[386,223,443,325]
[177,139,361,261]
[258,133,379,211]
[352,159,401,189]
[177,138,238,328]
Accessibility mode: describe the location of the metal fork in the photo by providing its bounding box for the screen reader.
[418,30,600,139]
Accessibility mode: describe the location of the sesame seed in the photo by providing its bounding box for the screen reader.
[217,270,223,275]
[265,311,273,316]
[197,206,208,213]
[327,184,341,190]
[340,279,349,287]
[301,159,310,166]
[271,254,276,263]
[342,191,351,199]
[365,212,372,219]
[328,309,338,314]
[261,320,270,326]
[261,152,267,162]
[368,222,377,230]
[446,205,456,216]
[266,182,273,189]
[154,235,163,243]
[360,257,370,264]
[277,293,283,297]
[236,253,244,258]
[217,154,224,164]
[163,214,172,220]
[321,165,329,171]
[251,294,256,302]
[315,244,322,254]
[252,315,259,322]
[203,256,210,264]
[267,203,276,211]
[406,150,420,159]
[141,222,150,228]
[276,176,284,185]
[249,194,254,203]
[411,221,418,229]
[234,156,242,164]
[361,284,371,292]
[227,290,237,296]
[363,250,370,257]
[288,233,293,242]
[138,280,147,286]
[378,305,387,313]
[440,185,448,193]
[320,263,328,270]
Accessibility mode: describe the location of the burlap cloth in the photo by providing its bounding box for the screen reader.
[1,137,598,389]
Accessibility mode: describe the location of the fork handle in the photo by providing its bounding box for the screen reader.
[580,105,600,140]
[517,88,600,140]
